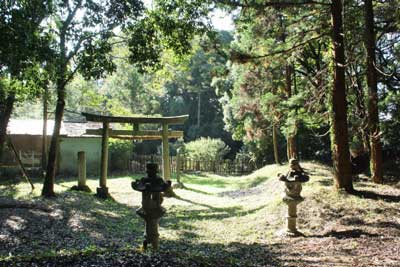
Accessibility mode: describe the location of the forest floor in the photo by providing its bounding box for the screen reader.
[0,162,399,267]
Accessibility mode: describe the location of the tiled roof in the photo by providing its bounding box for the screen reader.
[7,119,107,137]
[7,119,67,136]
[63,121,104,137]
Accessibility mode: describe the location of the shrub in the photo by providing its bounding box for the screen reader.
[109,139,134,171]
[184,137,229,160]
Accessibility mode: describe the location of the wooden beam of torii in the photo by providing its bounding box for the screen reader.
[85,129,184,140]
[82,112,188,199]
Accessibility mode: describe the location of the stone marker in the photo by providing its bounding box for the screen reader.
[131,162,171,250]
[71,151,91,192]
[278,158,309,236]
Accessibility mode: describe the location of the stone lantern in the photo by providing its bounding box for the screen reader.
[131,162,171,250]
[278,159,309,236]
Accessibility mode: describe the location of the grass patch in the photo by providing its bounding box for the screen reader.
[173,163,285,194]
[1,161,399,266]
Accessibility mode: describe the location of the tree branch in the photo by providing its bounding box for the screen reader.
[231,33,328,63]
[63,0,83,33]
[215,0,331,8]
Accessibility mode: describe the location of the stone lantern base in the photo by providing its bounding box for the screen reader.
[137,205,166,250]
[277,159,309,237]
[283,196,304,237]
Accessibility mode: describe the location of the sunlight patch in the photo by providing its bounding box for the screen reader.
[4,216,26,231]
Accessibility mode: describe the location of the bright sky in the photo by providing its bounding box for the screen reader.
[209,9,235,31]
[143,0,235,31]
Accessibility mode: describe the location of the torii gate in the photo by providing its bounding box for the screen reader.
[82,112,188,198]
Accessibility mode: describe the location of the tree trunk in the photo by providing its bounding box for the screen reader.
[364,0,383,183]
[42,83,65,197]
[0,92,15,162]
[285,64,297,160]
[197,91,201,129]
[330,0,353,192]
[287,136,297,160]
[353,65,370,153]
[42,83,48,174]
[272,122,280,165]
[42,25,68,197]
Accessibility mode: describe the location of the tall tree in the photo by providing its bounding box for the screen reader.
[219,5,330,165]
[279,13,297,161]
[330,0,353,191]
[0,0,51,161]
[364,0,383,183]
[285,64,297,160]
[42,0,144,197]
[42,81,49,173]
[228,0,354,191]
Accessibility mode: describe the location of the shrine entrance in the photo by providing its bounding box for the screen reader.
[82,112,188,198]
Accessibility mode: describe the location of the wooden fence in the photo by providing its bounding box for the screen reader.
[1,150,42,168]
[130,154,255,176]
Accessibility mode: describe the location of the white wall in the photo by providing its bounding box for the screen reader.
[59,137,102,175]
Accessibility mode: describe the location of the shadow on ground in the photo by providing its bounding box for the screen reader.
[308,229,380,239]
[2,239,283,267]
[0,191,142,258]
[351,189,400,202]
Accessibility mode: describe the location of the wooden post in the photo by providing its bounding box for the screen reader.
[161,123,171,180]
[176,152,181,182]
[97,122,110,198]
[161,123,175,197]
[8,136,34,190]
